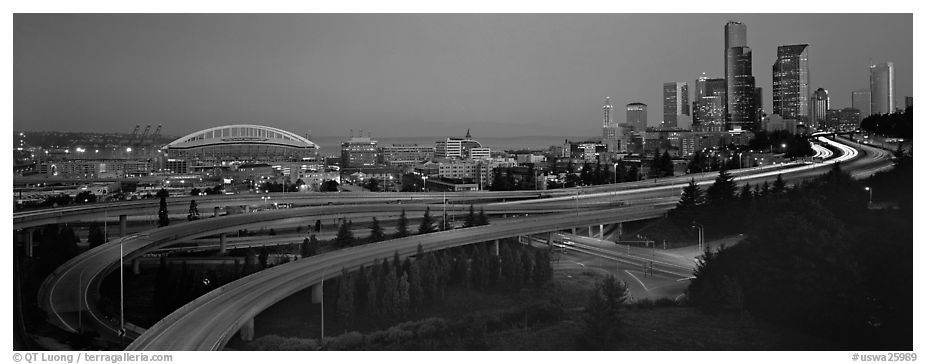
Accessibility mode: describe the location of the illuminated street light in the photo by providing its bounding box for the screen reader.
[864,187,872,208]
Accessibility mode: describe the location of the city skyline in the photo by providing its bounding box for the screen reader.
[14,13,913,138]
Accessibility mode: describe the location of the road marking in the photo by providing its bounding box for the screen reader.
[624,270,648,291]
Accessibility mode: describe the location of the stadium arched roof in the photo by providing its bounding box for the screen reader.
[164,124,318,150]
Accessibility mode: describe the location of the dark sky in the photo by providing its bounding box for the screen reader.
[14,13,912,138]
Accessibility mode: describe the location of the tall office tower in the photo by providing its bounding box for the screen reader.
[662,82,689,128]
[694,75,726,131]
[772,44,810,121]
[724,21,757,131]
[626,102,648,132]
[870,62,895,115]
[810,87,829,131]
[852,89,872,118]
[602,97,618,140]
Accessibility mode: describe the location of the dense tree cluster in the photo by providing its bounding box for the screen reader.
[859,107,912,139]
[578,275,629,349]
[648,149,675,178]
[684,160,912,348]
[332,240,553,330]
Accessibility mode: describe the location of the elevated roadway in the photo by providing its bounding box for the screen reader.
[126,206,671,350]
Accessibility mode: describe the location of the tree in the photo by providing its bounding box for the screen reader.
[156,188,169,199]
[301,236,318,258]
[418,207,436,234]
[335,220,355,248]
[772,174,787,194]
[369,217,385,243]
[320,180,339,192]
[406,258,423,312]
[396,272,411,319]
[258,248,269,269]
[336,269,354,327]
[475,208,489,226]
[677,179,704,210]
[463,204,476,228]
[157,195,170,227]
[578,275,628,349]
[75,191,97,203]
[660,150,675,177]
[187,200,200,221]
[315,219,322,232]
[705,167,737,205]
[87,223,105,248]
[394,210,410,239]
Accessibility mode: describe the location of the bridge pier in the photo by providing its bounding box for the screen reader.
[219,233,227,255]
[22,228,34,257]
[311,282,323,304]
[245,206,251,213]
[588,226,593,237]
[493,239,500,256]
[132,259,141,275]
[214,206,220,217]
[616,222,623,239]
[547,232,554,248]
[599,224,604,239]
[239,317,255,342]
[119,215,127,237]
[571,227,577,235]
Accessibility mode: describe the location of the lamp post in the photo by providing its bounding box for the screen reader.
[612,162,619,184]
[865,186,872,208]
[691,222,704,252]
[119,240,125,344]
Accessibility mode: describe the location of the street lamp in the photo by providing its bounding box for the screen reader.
[691,222,704,252]
[613,162,619,184]
[864,187,872,208]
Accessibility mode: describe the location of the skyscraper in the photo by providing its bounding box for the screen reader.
[810,88,829,131]
[626,102,647,132]
[724,21,757,131]
[602,97,617,140]
[851,89,872,118]
[662,82,689,128]
[772,44,810,122]
[694,75,726,132]
[870,62,895,115]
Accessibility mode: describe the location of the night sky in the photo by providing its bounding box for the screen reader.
[13,13,913,138]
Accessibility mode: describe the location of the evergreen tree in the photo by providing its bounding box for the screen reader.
[336,268,354,327]
[418,207,436,234]
[381,268,399,319]
[258,248,269,269]
[476,208,489,226]
[335,220,355,248]
[648,148,662,178]
[366,265,380,318]
[87,223,105,248]
[578,275,628,349]
[463,204,476,228]
[760,181,771,197]
[406,258,423,312]
[187,200,199,221]
[300,236,318,258]
[705,167,737,205]
[157,195,170,227]
[369,217,385,243]
[396,272,411,319]
[660,150,675,177]
[772,174,787,194]
[739,183,753,202]
[677,179,704,209]
[532,249,553,288]
[394,210,410,238]
[470,245,490,290]
[354,265,368,313]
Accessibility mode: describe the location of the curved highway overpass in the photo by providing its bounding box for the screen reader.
[127,206,671,350]
[34,134,893,349]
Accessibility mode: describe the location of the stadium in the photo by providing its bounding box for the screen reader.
[161,124,318,173]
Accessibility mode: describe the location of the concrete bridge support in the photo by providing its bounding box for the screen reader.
[214,207,220,217]
[119,215,127,237]
[571,227,577,235]
[219,233,227,255]
[239,317,255,342]
[588,226,593,237]
[311,282,323,304]
[132,259,141,275]
[245,206,251,213]
[22,228,34,257]
[493,239,500,256]
[599,224,605,239]
[547,232,554,248]
[616,222,623,239]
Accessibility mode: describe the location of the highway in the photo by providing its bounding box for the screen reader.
[126,206,671,350]
[33,134,894,350]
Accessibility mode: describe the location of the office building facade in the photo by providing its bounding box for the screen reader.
[870,62,895,115]
[772,44,810,122]
[851,89,872,119]
[662,82,690,128]
[626,102,648,132]
[810,88,829,131]
[340,136,378,168]
[724,21,757,131]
